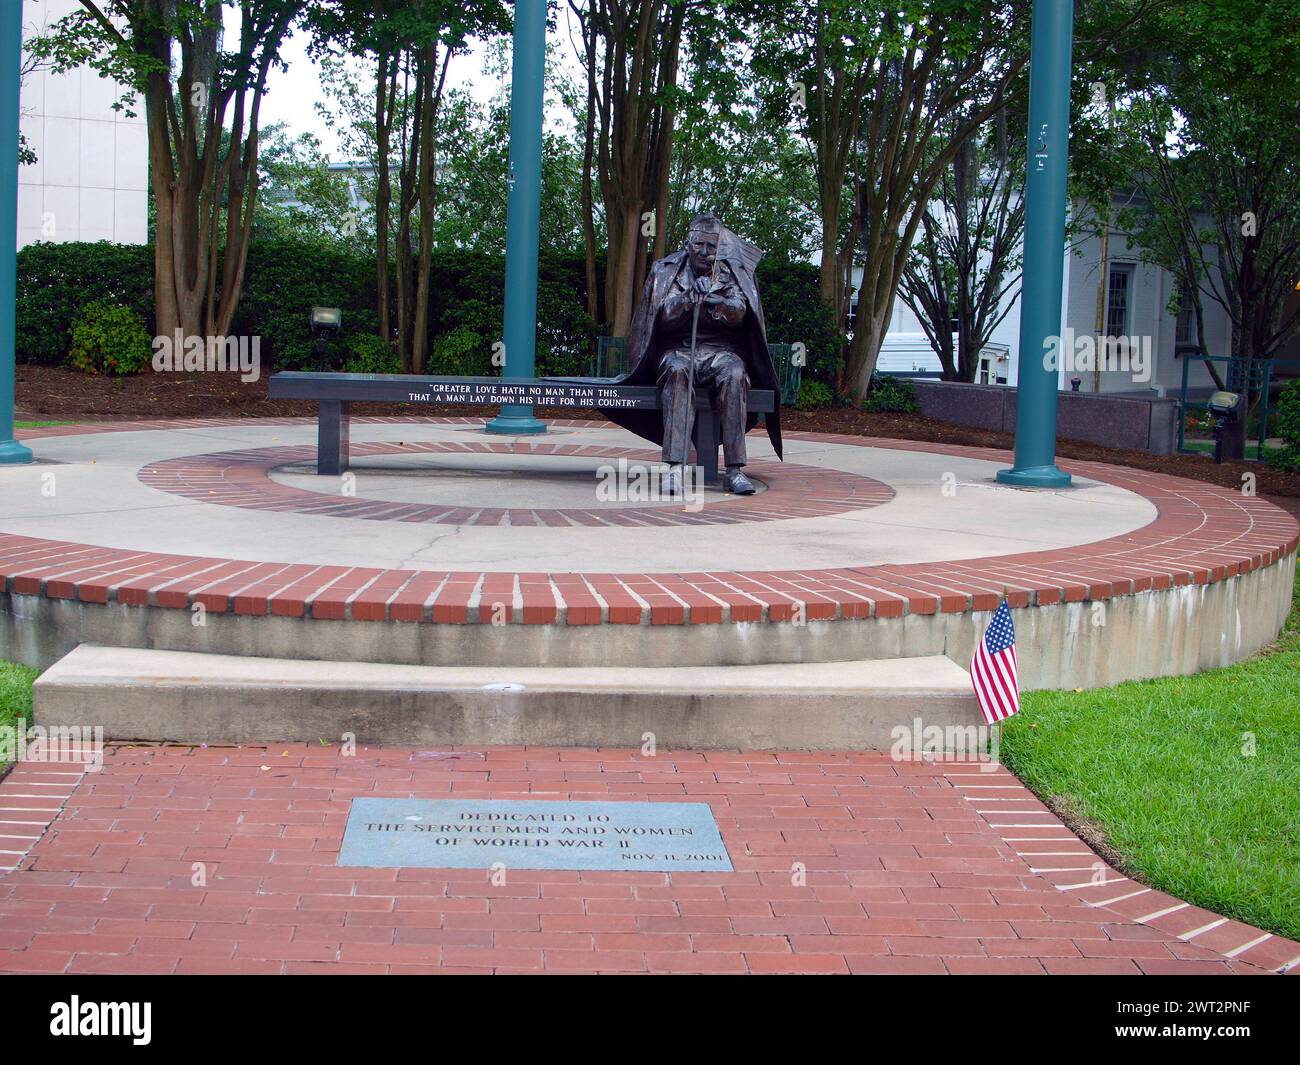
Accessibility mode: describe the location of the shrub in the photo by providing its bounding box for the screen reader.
[864,371,919,413]
[66,300,152,376]
[18,237,833,383]
[1267,379,1300,472]
[430,324,492,376]
[17,241,153,365]
[755,259,843,390]
[796,378,835,410]
[343,333,401,375]
[232,237,381,370]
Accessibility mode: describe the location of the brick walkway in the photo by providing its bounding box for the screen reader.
[0,745,1294,975]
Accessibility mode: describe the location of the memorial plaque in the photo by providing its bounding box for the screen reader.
[338,798,733,872]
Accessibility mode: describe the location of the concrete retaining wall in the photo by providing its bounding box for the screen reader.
[912,380,1182,455]
[3,550,1292,691]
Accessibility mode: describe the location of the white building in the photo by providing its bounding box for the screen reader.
[17,0,148,249]
[851,195,1228,398]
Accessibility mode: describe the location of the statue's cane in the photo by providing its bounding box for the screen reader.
[680,253,719,491]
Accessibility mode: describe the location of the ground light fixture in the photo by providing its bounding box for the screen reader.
[1207,389,1244,464]
[311,306,343,371]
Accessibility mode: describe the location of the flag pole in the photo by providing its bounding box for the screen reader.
[0,0,33,465]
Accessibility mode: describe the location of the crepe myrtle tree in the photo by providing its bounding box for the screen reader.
[740,0,1036,401]
[30,0,299,350]
[744,0,1161,403]
[1106,0,1300,396]
[305,0,511,373]
[662,30,822,265]
[744,0,878,360]
[900,110,1026,383]
[568,0,732,337]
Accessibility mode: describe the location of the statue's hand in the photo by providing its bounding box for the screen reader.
[690,274,714,303]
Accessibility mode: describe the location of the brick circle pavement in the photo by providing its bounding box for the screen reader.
[136,440,895,529]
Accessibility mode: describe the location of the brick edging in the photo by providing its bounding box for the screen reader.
[944,764,1300,974]
[3,418,1297,626]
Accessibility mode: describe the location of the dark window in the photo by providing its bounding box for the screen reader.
[1106,265,1133,338]
[1175,279,1198,346]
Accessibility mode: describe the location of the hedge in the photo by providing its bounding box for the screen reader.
[1268,379,1300,472]
[17,237,842,386]
[17,241,154,366]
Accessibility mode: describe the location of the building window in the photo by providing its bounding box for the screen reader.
[1175,279,1198,347]
[846,298,856,336]
[1105,264,1133,339]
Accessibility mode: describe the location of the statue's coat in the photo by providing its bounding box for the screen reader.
[600,247,783,460]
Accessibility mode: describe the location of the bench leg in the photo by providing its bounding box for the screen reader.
[318,400,350,475]
[692,407,721,487]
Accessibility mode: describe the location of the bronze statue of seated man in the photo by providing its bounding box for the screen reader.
[601,213,784,496]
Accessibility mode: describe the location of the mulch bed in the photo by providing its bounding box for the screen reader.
[16,363,1300,504]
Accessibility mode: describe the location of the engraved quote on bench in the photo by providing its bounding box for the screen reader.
[404,381,647,409]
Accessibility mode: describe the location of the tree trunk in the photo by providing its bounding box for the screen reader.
[606,203,643,337]
[589,0,685,339]
[145,69,178,346]
[577,7,600,331]
[411,42,438,375]
[375,54,396,344]
[133,1,289,357]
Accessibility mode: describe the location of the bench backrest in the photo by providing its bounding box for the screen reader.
[268,372,775,412]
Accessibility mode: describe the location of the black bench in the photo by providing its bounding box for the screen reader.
[267,372,775,486]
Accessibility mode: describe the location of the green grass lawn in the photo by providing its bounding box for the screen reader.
[0,660,39,776]
[1181,439,1279,460]
[1002,564,1300,941]
[14,420,72,429]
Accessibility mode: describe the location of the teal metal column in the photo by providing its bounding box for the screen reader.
[485,0,547,435]
[0,0,33,465]
[997,0,1071,488]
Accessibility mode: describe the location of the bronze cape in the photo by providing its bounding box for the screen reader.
[599,247,784,461]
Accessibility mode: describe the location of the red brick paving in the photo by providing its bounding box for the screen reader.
[138,441,892,527]
[5,418,1297,626]
[0,745,1293,975]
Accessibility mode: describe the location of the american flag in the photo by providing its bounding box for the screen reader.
[971,599,1020,724]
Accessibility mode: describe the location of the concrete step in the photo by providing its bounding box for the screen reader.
[33,645,983,750]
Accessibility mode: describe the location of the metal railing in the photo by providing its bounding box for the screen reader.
[589,335,627,378]
[1177,353,1300,458]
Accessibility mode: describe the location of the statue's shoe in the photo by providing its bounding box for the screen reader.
[662,466,685,497]
[724,470,756,495]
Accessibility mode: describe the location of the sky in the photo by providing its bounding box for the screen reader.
[256,13,585,162]
[257,28,493,157]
